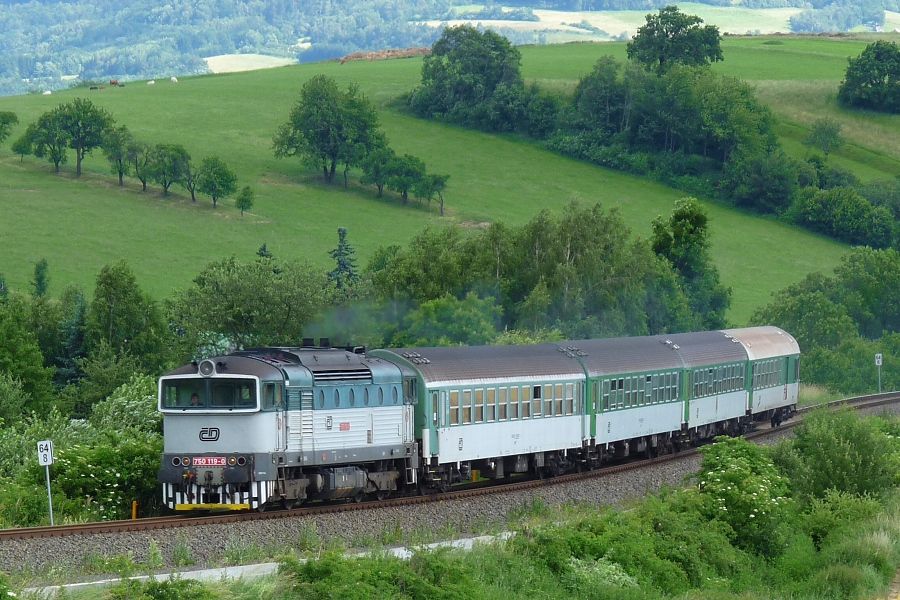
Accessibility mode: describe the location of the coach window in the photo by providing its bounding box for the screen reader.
[498,388,507,420]
[523,386,534,418]
[487,388,496,421]
[449,391,460,425]
[511,386,521,419]
[463,390,472,424]
[544,385,553,416]
[475,389,484,422]
[565,383,574,415]
[530,385,542,417]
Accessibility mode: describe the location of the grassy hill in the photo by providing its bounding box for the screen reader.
[0,36,896,325]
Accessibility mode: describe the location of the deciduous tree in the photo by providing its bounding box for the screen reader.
[0,111,17,145]
[626,6,723,74]
[235,185,254,215]
[54,98,114,176]
[838,40,900,113]
[196,156,237,208]
[804,118,843,156]
[30,111,70,172]
[387,154,425,204]
[102,125,132,186]
[147,143,190,195]
[126,141,152,192]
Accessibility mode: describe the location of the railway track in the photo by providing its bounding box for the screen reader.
[2,391,897,542]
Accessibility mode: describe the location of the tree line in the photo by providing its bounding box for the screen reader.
[3,98,253,213]
[407,12,900,250]
[273,74,450,214]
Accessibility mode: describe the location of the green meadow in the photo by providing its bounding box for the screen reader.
[1,35,896,324]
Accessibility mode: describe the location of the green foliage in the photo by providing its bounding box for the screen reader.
[773,409,900,503]
[126,140,152,192]
[30,109,70,172]
[838,40,900,114]
[273,74,381,184]
[626,6,723,73]
[800,490,881,550]
[102,125,133,186]
[328,227,358,294]
[651,197,730,328]
[89,373,161,435]
[399,292,501,346]
[0,295,54,411]
[84,261,167,372]
[386,153,426,203]
[110,577,213,600]
[0,111,17,145]
[53,97,115,176]
[67,340,143,417]
[196,155,237,208]
[166,256,328,356]
[147,143,190,195]
[697,436,792,556]
[804,118,843,156]
[722,147,797,213]
[52,433,163,520]
[31,257,49,299]
[409,25,526,132]
[0,373,29,424]
[786,186,894,249]
[235,185,254,215]
[278,550,478,599]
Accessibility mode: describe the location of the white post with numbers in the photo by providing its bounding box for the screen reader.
[37,440,54,526]
[875,353,882,393]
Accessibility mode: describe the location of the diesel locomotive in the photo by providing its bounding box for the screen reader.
[157,326,800,511]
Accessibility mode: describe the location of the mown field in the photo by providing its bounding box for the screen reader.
[0,35,896,324]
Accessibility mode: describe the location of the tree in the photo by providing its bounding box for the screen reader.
[235,185,254,215]
[398,292,502,346]
[126,141,152,192]
[196,156,237,208]
[328,227,358,292]
[0,297,54,411]
[101,125,133,186]
[30,111,70,173]
[167,256,328,355]
[409,25,526,132]
[147,143,190,195]
[31,258,49,299]
[413,173,449,216]
[0,111,17,145]
[181,156,199,202]
[804,118,843,156]
[11,126,33,161]
[360,145,395,197]
[84,261,167,372]
[626,6,723,74]
[273,75,380,184]
[651,197,730,328]
[387,154,425,204]
[837,40,900,113]
[54,98,114,177]
[257,243,273,259]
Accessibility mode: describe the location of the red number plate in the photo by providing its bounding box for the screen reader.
[192,456,226,466]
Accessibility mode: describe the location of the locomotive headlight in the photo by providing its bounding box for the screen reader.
[172,457,181,466]
[228,456,236,466]
[198,359,216,377]
[183,456,190,466]
[237,456,247,466]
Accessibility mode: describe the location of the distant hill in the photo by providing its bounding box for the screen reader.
[0,37,897,324]
[2,1,898,96]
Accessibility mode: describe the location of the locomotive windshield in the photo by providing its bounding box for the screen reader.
[161,378,257,411]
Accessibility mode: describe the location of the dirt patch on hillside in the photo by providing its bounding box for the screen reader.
[339,47,431,64]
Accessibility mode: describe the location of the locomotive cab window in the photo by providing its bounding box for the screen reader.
[161,378,258,411]
[262,382,284,410]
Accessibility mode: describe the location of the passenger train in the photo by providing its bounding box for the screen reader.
[157,326,800,511]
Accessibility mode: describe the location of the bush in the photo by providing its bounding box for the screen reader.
[697,436,791,556]
[801,490,881,549]
[787,186,893,248]
[774,410,900,502]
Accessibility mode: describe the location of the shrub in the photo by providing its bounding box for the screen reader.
[697,436,791,556]
[787,186,893,248]
[775,409,900,502]
[801,490,881,549]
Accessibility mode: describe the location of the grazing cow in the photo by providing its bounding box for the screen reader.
[170,76,178,83]
[147,80,155,85]
[109,79,119,86]
[90,86,98,90]
[42,90,51,95]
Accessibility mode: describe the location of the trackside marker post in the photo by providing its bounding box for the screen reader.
[875,353,883,393]
[37,439,54,526]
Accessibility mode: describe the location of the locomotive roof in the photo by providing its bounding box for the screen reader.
[163,347,402,385]
[722,326,800,360]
